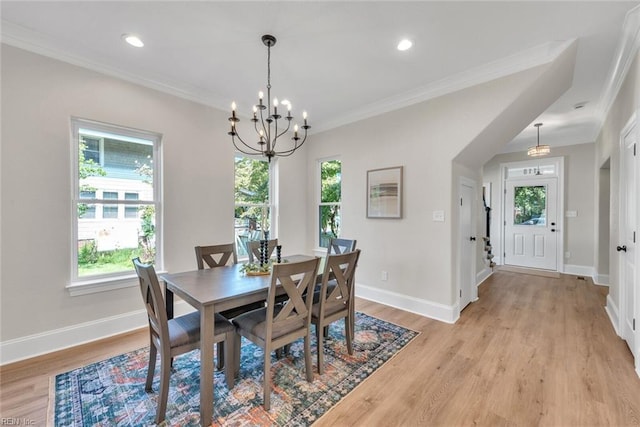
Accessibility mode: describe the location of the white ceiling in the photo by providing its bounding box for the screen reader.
[2,1,639,153]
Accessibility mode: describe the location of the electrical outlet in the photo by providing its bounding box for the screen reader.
[381,271,388,281]
[565,251,571,259]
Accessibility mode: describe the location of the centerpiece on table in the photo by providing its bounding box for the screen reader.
[241,241,285,276]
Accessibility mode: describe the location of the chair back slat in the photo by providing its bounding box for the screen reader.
[195,243,237,269]
[319,250,361,310]
[328,238,357,255]
[247,238,279,263]
[266,258,320,337]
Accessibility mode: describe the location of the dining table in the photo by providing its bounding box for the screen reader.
[159,254,317,426]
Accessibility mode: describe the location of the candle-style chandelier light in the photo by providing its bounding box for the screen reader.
[228,34,310,162]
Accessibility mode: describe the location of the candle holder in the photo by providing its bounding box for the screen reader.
[276,245,282,263]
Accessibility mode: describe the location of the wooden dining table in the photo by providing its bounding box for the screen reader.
[159,254,316,426]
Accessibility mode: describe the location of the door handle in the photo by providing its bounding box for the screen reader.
[470,236,476,241]
[617,245,627,252]
[551,229,556,232]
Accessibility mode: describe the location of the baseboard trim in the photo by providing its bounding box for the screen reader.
[476,268,493,286]
[605,294,620,337]
[594,274,610,287]
[356,283,458,324]
[0,301,194,365]
[563,264,596,280]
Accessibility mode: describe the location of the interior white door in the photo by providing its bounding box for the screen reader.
[459,182,475,310]
[504,178,558,270]
[619,128,637,358]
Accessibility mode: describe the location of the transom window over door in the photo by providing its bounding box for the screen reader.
[318,159,342,248]
[71,118,161,282]
[234,155,272,258]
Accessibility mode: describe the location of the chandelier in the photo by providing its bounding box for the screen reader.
[527,123,550,157]
[228,34,310,162]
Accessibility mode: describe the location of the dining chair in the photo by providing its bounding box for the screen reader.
[194,243,264,352]
[232,257,321,410]
[327,237,357,255]
[247,238,279,263]
[311,249,361,374]
[132,258,236,424]
[195,243,237,269]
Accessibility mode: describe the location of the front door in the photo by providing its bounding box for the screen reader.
[619,123,637,359]
[504,178,558,270]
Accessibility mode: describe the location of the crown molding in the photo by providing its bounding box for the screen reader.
[313,39,577,133]
[0,20,222,109]
[595,5,640,127]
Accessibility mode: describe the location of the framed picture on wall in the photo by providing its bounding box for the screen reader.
[367,166,403,219]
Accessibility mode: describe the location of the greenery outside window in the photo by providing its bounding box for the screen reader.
[72,118,161,282]
[319,159,341,248]
[234,155,272,258]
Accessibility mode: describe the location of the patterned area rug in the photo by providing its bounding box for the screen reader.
[51,312,418,426]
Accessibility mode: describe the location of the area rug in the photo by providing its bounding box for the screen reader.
[51,312,418,426]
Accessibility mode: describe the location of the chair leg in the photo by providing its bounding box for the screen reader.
[304,333,314,382]
[146,344,157,392]
[316,322,325,375]
[234,335,242,377]
[263,348,271,410]
[345,316,353,355]
[156,351,171,424]
[216,342,225,370]
[224,333,235,388]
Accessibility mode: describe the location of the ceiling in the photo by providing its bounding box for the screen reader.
[2,1,639,153]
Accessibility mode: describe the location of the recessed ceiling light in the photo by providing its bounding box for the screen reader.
[122,34,144,48]
[397,39,413,51]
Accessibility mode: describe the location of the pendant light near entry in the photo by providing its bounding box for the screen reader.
[527,123,550,157]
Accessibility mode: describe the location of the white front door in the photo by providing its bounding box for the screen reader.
[459,180,476,310]
[619,123,637,359]
[504,178,558,270]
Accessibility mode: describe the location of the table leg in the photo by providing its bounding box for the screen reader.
[200,305,215,426]
[165,285,174,320]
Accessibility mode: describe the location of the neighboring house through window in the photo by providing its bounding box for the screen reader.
[234,154,272,258]
[72,118,161,282]
[319,159,341,248]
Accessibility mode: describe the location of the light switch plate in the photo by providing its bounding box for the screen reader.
[433,210,445,222]
[566,210,578,217]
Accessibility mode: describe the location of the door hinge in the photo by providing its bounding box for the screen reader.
[634,318,636,331]
[461,198,463,206]
[504,189,507,194]
[503,252,506,258]
[504,220,507,226]
[460,289,462,298]
[634,231,636,243]
[634,143,637,156]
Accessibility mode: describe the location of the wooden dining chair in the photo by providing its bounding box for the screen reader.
[311,249,361,374]
[194,242,264,368]
[194,243,237,269]
[327,237,357,255]
[247,238,279,263]
[132,258,236,424]
[232,257,321,410]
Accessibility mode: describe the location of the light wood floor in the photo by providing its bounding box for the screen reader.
[2,270,640,426]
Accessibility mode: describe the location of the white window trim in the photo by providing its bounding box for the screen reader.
[68,117,163,295]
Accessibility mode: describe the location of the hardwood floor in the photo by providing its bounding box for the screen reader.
[2,270,639,426]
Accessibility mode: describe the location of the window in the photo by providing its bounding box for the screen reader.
[72,118,161,282]
[234,155,271,258]
[318,159,341,248]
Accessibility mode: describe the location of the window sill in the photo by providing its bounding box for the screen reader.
[66,271,165,296]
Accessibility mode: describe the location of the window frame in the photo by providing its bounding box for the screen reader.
[69,117,163,293]
[234,153,275,260]
[317,157,342,249]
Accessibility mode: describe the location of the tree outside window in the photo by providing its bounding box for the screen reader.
[234,155,271,257]
[319,159,341,248]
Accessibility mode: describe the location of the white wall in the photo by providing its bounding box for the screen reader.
[0,45,308,362]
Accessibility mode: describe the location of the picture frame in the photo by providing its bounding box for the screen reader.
[367,166,403,219]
